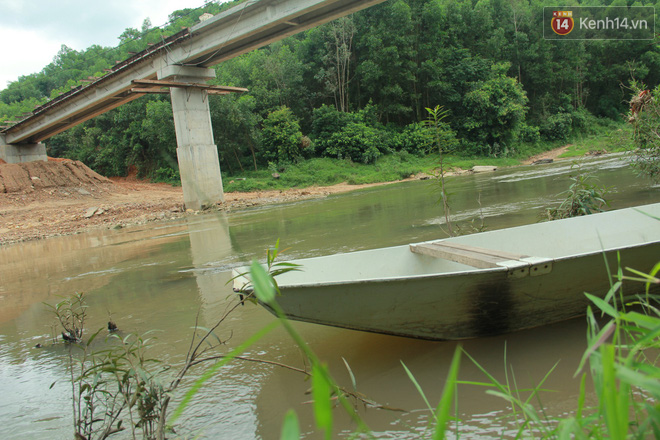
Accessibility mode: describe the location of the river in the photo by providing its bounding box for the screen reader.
[1,154,658,439]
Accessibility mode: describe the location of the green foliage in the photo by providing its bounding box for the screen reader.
[311,104,387,164]
[261,106,304,164]
[44,292,87,343]
[629,84,660,182]
[460,62,528,155]
[540,112,574,142]
[210,94,262,173]
[322,122,382,164]
[423,105,456,236]
[517,122,540,144]
[543,163,610,220]
[393,123,433,155]
[152,167,180,185]
[224,153,446,192]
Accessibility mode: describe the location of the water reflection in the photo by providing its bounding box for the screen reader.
[0,155,658,439]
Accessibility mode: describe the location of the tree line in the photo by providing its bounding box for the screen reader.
[1,0,658,179]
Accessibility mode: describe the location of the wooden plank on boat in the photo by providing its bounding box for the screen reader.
[437,242,528,261]
[409,241,528,269]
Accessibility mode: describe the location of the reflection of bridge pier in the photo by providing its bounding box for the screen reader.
[186,213,234,315]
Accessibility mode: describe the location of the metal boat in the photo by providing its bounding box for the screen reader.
[233,203,660,340]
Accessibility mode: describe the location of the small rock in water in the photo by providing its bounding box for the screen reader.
[471,165,498,173]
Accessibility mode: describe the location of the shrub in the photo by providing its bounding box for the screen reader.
[321,122,382,164]
[311,105,386,164]
[518,123,541,144]
[152,167,181,185]
[540,112,573,141]
[261,106,303,163]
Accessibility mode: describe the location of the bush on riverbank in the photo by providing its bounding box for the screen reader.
[221,123,627,192]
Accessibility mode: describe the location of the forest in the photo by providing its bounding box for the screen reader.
[1,0,658,183]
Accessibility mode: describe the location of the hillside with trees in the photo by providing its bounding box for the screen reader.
[1,0,658,183]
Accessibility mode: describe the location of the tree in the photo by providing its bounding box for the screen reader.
[261,106,303,164]
[461,62,528,155]
[210,94,262,172]
[318,17,355,112]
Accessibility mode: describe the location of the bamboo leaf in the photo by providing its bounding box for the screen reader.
[601,344,627,439]
[616,365,660,396]
[250,261,276,305]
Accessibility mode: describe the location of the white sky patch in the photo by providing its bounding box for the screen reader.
[0,0,216,91]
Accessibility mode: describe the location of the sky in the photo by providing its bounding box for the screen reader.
[0,0,217,91]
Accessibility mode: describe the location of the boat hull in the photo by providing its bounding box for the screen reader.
[234,203,660,340]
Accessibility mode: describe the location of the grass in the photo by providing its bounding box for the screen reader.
[559,125,631,158]
[221,124,629,193]
[224,153,520,192]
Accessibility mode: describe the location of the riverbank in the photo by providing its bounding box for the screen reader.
[0,143,610,245]
[0,166,423,245]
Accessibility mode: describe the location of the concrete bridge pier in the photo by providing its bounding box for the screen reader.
[160,65,224,210]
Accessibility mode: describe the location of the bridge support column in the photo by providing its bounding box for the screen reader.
[160,66,223,210]
[0,142,47,164]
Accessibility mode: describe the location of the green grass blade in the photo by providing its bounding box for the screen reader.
[312,363,333,440]
[601,344,627,439]
[433,346,461,440]
[586,291,619,318]
[280,409,300,440]
[401,361,435,419]
[342,357,357,391]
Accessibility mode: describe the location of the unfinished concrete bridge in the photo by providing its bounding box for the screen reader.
[0,0,385,209]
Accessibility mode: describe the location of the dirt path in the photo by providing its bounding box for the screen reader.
[521,144,570,165]
[0,147,570,245]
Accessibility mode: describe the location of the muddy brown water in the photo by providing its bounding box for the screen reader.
[1,154,658,439]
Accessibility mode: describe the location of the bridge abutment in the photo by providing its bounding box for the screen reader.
[0,140,47,164]
[159,66,224,210]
